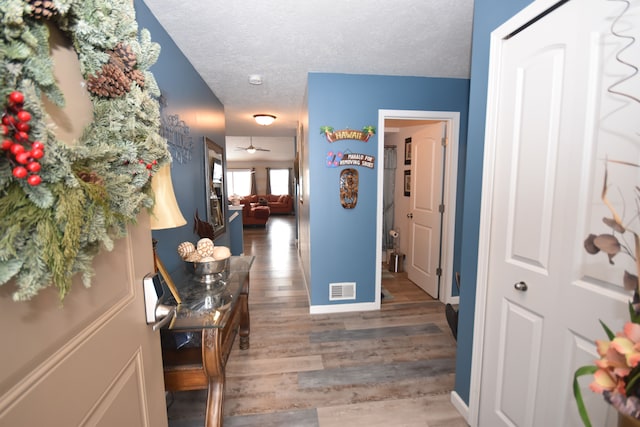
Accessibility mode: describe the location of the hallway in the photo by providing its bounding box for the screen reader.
[167,215,467,426]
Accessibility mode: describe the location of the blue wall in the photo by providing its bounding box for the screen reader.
[135,0,228,274]
[454,0,534,405]
[306,73,469,306]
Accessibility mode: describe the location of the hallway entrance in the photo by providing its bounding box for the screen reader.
[166,215,466,426]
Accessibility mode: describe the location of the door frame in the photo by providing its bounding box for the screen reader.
[376,109,460,306]
[468,0,567,425]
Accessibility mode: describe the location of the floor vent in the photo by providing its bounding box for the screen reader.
[329,282,356,301]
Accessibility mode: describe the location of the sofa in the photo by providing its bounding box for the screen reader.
[240,194,293,215]
[240,201,270,227]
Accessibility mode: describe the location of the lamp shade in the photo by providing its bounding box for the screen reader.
[150,163,187,230]
[253,114,276,126]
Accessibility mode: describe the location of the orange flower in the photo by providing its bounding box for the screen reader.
[589,368,623,394]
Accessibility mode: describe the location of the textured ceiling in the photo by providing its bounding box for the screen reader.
[142,0,474,161]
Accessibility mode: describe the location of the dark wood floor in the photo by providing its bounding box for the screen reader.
[167,215,467,426]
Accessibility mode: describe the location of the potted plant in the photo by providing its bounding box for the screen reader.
[574,160,640,427]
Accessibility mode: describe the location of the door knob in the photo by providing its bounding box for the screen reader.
[407,213,413,219]
[151,304,176,331]
[514,281,528,291]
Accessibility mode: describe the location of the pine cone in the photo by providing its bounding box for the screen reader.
[77,170,103,186]
[128,69,145,88]
[111,43,137,72]
[26,0,58,19]
[86,63,131,98]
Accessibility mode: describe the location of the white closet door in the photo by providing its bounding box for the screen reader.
[476,0,640,425]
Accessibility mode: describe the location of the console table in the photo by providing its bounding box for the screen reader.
[161,256,254,427]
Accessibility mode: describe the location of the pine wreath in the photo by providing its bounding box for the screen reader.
[0,0,171,301]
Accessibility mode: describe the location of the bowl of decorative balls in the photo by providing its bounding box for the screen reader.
[177,238,232,286]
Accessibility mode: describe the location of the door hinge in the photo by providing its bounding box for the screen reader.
[439,204,445,213]
[436,267,442,276]
[441,137,447,147]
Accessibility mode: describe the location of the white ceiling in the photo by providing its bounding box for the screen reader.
[142,0,475,161]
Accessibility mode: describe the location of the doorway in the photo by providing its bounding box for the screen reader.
[376,110,460,305]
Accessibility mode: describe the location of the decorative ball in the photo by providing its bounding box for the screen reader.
[196,238,215,257]
[177,241,196,260]
[185,251,201,262]
[212,246,231,260]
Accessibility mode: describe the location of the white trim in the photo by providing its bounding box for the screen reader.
[450,390,470,423]
[468,1,568,425]
[309,301,378,314]
[377,109,460,305]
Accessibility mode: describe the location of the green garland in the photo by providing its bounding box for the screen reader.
[0,0,171,301]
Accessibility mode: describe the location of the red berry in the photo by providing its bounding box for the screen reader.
[9,91,24,105]
[17,111,31,122]
[10,143,25,155]
[1,139,11,150]
[31,148,44,159]
[31,141,44,150]
[12,166,27,179]
[27,175,41,186]
[2,115,15,126]
[146,163,153,170]
[15,151,30,164]
[16,122,29,132]
[27,161,41,173]
[16,131,28,141]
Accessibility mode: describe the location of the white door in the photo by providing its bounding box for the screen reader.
[475,0,640,426]
[407,123,445,298]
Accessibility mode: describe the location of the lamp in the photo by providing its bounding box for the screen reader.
[246,146,256,154]
[253,114,276,126]
[150,163,187,230]
[150,163,187,304]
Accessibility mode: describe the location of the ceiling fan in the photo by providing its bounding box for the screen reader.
[236,138,270,154]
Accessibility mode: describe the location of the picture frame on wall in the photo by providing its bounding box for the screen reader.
[404,137,412,165]
[404,170,411,197]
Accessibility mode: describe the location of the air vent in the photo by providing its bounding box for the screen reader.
[329,282,356,301]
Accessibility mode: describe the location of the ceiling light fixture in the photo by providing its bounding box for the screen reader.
[246,146,257,154]
[253,114,276,126]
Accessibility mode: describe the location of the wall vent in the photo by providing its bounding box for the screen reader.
[329,282,356,301]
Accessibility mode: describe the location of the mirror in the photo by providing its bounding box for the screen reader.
[204,137,227,238]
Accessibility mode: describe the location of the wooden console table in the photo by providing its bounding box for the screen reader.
[161,256,253,427]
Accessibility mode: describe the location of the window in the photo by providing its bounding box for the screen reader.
[269,169,290,195]
[226,169,251,196]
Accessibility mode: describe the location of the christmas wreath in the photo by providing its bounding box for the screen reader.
[0,0,171,301]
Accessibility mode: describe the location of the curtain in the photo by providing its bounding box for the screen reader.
[288,168,294,197]
[383,146,397,252]
[265,167,271,195]
[250,167,257,195]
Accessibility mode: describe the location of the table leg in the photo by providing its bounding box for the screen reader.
[202,328,224,427]
[239,273,250,350]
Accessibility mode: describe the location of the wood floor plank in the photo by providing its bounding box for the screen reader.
[317,394,467,427]
[297,358,456,389]
[226,355,324,376]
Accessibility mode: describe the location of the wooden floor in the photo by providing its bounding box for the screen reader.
[167,216,467,427]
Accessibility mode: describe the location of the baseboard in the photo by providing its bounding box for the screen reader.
[450,390,470,424]
[309,301,379,314]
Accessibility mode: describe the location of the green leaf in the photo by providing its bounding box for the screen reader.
[599,320,615,340]
[629,301,640,324]
[573,365,597,427]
